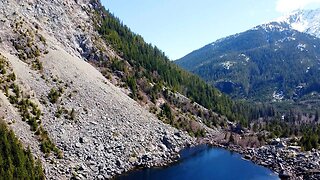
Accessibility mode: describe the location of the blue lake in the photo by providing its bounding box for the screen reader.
[117,145,279,180]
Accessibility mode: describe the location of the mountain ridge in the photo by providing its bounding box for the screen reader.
[176,14,320,104]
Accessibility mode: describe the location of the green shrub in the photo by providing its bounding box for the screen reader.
[69,108,76,120]
[7,73,16,82]
[55,106,66,118]
[48,88,61,103]
[40,139,54,154]
[32,59,43,71]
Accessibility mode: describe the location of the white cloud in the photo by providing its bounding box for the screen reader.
[276,0,320,13]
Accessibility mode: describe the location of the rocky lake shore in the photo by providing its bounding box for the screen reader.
[205,138,320,180]
[106,127,320,180]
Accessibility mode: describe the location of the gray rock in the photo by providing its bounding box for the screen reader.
[116,159,122,167]
[78,164,87,171]
[75,143,82,148]
[162,135,174,149]
[279,170,292,179]
[159,144,167,151]
[129,157,137,163]
[97,144,104,151]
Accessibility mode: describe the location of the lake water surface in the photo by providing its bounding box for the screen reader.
[117,145,279,180]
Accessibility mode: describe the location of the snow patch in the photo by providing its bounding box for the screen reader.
[306,66,310,73]
[297,43,307,51]
[272,91,284,101]
[239,54,250,62]
[253,22,289,32]
[221,61,235,70]
[277,37,296,43]
[291,21,308,32]
[275,36,296,48]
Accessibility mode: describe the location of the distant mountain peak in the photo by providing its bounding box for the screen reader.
[176,11,320,102]
[251,22,290,32]
[277,8,320,37]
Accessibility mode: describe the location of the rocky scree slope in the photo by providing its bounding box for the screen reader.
[0,0,195,179]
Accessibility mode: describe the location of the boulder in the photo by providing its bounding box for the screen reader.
[162,135,174,149]
[116,159,122,167]
[279,170,292,179]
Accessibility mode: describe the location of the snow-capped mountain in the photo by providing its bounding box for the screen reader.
[277,8,320,38]
[251,22,291,32]
[175,18,320,102]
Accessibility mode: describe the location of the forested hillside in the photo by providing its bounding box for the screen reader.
[174,20,320,150]
[91,2,320,156]
[176,22,320,104]
[90,1,250,125]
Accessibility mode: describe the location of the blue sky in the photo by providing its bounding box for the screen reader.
[101,0,320,60]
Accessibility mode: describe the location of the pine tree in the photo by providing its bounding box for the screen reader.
[315,111,319,122]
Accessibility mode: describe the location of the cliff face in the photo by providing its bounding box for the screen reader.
[0,0,194,179]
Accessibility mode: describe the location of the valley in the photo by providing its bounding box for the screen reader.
[174,8,320,180]
[0,0,320,180]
